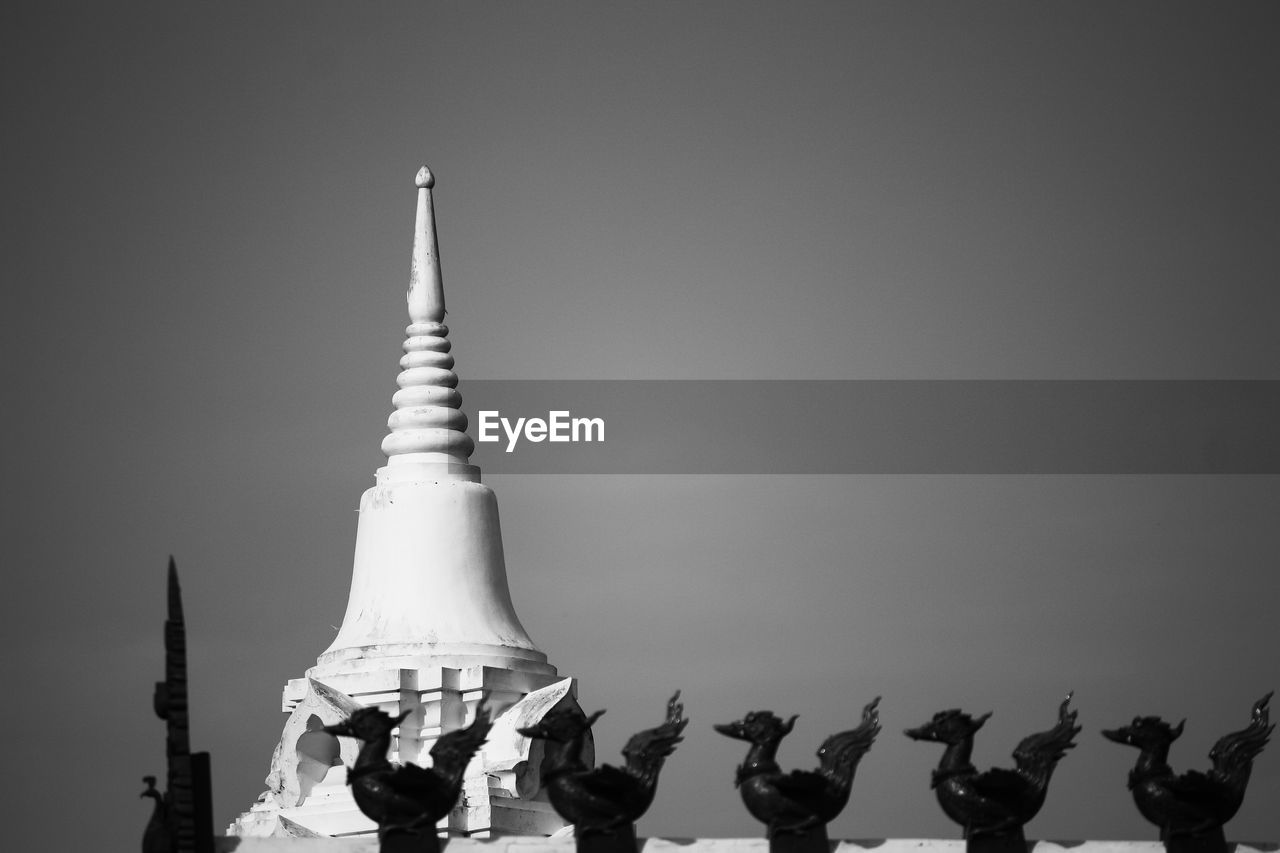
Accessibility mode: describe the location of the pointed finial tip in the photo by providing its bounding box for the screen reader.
[415,165,435,189]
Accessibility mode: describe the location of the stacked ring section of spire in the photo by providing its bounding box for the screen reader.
[380,320,475,461]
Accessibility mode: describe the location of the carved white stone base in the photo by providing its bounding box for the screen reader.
[229,669,582,839]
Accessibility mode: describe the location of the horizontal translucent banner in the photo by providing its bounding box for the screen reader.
[456,380,1279,474]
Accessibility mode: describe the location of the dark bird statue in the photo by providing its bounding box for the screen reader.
[1102,691,1273,853]
[324,700,492,851]
[140,775,171,853]
[715,696,881,847]
[518,691,688,849]
[905,693,1080,853]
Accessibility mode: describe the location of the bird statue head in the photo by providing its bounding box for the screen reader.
[518,707,605,743]
[1102,715,1186,750]
[904,708,993,745]
[714,710,798,746]
[140,776,162,801]
[324,707,412,742]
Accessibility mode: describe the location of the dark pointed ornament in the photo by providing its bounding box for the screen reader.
[143,558,214,853]
[518,691,689,853]
[905,693,1080,853]
[715,696,881,853]
[1103,692,1273,853]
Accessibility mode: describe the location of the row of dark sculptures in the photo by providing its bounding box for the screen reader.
[143,564,1272,853]
[327,689,1272,853]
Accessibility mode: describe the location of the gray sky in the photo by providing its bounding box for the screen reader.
[5,2,1278,849]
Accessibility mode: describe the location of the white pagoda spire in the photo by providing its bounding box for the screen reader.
[380,165,474,468]
[313,165,550,674]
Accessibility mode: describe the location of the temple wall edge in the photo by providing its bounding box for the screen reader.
[213,839,1280,853]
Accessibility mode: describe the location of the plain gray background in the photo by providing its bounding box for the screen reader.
[5,2,1278,849]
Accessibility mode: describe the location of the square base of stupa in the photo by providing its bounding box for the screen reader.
[230,666,581,839]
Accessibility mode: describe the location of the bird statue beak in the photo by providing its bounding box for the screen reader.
[906,722,936,742]
[713,721,745,739]
[1100,728,1128,744]
[323,721,353,737]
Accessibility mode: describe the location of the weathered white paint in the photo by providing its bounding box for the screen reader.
[231,168,576,839]
[315,461,549,673]
[214,840,1278,853]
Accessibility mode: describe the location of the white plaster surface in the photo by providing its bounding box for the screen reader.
[316,469,545,670]
[215,840,1279,853]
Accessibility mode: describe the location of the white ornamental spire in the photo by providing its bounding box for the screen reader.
[380,166,475,467]
[316,162,548,671]
[407,165,445,324]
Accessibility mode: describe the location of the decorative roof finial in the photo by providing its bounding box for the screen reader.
[381,166,475,466]
[408,164,444,324]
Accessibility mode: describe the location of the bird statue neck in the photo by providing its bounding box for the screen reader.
[736,739,784,784]
[348,730,396,779]
[542,730,592,778]
[935,737,977,780]
[144,790,166,827]
[141,784,171,853]
[1128,744,1174,788]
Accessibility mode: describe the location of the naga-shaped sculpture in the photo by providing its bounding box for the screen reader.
[141,775,169,853]
[518,691,688,853]
[905,693,1080,853]
[324,700,492,852]
[715,697,881,853]
[1103,692,1273,853]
